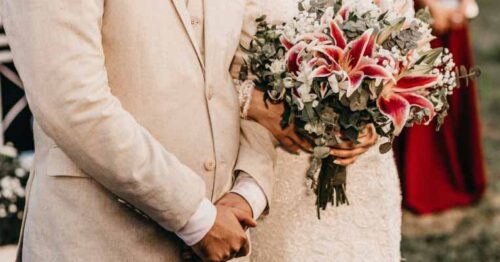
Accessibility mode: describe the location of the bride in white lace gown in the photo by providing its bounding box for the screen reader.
[243,1,404,261]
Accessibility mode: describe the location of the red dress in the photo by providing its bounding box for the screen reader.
[394,16,486,214]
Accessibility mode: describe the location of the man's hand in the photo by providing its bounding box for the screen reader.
[192,205,256,262]
[330,124,379,166]
[216,193,254,223]
[247,89,311,154]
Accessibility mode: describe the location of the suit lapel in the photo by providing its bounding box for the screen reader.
[171,0,205,70]
[204,0,247,76]
[203,0,213,72]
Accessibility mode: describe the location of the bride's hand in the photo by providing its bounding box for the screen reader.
[330,125,379,166]
[247,89,311,154]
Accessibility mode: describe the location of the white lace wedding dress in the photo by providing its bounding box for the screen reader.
[248,1,402,261]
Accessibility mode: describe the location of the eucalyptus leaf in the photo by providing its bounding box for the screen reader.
[313,146,331,159]
[344,127,359,143]
[417,47,443,65]
[377,17,406,44]
[379,142,393,154]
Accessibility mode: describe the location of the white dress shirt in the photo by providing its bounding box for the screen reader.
[175,0,268,246]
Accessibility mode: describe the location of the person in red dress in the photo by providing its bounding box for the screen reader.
[394,0,486,214]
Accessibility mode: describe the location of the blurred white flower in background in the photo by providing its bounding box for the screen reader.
[0,144,17,159]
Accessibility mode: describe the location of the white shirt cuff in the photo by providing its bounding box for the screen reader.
[231,172,268,220]
[175,198,217,246]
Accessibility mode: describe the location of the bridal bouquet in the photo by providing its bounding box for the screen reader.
[238,0,479,217]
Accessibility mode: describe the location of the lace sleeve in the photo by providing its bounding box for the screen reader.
[233,79,255,119]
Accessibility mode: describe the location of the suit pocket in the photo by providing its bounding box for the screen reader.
[47,147,89,178]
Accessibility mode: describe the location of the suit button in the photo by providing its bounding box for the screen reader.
[207,88,214,100]
[190,17,200,26]
[204,161,216,171]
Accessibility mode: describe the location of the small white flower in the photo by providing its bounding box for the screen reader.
[328,75,340,93]
[15,187,25,198]
[0,206,6,218]
[267,58,287,74]
[15,168,27,178]
[19,152,34,170]
[304,122,325,135]
[1,177,11,190]
[1,176,23,199]
[1,189,14,200]
[0,144,18,158]
[283,77,295,88]
[8,204,17,214]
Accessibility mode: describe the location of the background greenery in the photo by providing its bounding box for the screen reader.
[401,0,500,261]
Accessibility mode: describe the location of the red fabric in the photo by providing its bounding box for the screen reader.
[394,22,486,214]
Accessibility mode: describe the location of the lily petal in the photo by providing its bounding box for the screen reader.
[337,5,351,21]
[307,57,329,68]
[395,74,439,92]
[346,72,364,97]
[357,58,393,79]
[311,45,343,65]
[311,65,333,78]
[286,42,307,74]
[377,93,411,135]
[399,92,436,124]
[320,82,328,98]
[347,29,374,69]
[329,19,347,49]
[364,34,376,57]
[280,36,294,50]
[300,33,332,43]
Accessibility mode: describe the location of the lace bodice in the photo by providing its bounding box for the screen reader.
[246,1,402,261]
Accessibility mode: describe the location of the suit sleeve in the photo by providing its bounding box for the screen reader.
[230,0,278,210]
[2,0,206,232]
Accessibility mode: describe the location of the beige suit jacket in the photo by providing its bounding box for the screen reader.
[1,0,275,261]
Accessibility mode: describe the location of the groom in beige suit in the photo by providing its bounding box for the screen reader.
[1,0,276,261]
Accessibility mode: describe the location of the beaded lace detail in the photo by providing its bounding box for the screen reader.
[234,79,255,119]
[249,145,402,262]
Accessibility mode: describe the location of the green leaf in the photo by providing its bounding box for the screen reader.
[255,15,267,23]
[343,127,359,143]
[313,146,331,159]
[377,17,406,45]
[379,142,393,154]
[417,48,443,65]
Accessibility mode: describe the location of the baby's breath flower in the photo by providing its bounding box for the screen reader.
[267,58,287,74]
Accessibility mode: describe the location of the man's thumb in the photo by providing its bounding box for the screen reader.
[232,208,257,228]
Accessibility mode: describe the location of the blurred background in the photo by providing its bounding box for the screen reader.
[0,0,499,261]
[400,0,500,260]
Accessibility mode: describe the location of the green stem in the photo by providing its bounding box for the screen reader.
[315,155,349,219]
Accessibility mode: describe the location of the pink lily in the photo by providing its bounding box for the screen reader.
[308,27,393,97]
[377,73,439,135]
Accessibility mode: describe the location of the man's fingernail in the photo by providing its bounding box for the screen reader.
[334,160,341,165]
